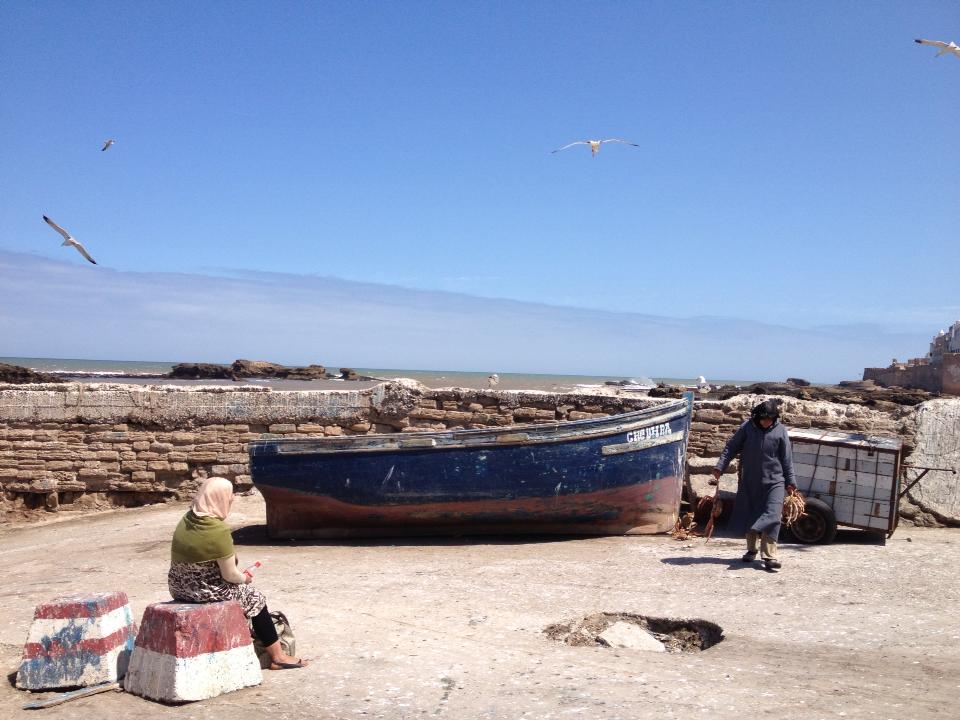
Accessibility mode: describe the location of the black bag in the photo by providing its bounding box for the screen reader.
[250,611,296,669]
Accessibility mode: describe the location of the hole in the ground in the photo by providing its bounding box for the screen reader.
[544,612,723,653]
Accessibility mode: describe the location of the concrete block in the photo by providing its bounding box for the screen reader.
[598,622,665,652]
[16,591,137,690]
[123,601,261,702]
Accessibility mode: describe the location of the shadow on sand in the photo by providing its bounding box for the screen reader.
[659,555,774,571]
[661,525,887,570]
[231,523,622,548]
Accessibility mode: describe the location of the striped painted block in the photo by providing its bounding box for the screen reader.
[123,601,261,702]
[16,591,136,690]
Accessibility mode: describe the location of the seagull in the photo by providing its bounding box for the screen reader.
[487,374,500,387]
[914,38,960,59]
[101,139,116,151]
[551,138,639,156]
[42,215,97,264]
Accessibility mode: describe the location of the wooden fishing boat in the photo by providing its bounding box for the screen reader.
[248,397,691,538]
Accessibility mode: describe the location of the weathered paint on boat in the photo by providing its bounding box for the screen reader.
[249,398,691,538]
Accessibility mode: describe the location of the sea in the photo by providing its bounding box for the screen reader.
[1,357,754,392]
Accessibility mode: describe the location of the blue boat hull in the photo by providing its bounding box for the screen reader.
[249,399,690,538]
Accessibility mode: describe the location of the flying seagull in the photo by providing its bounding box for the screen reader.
[551,138,639,156]
[101,139,116,151]
[42,215,97,265]
[487,373,500,387]
[914,38,960,58]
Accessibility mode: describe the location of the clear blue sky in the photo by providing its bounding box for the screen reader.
[1,1,957,380]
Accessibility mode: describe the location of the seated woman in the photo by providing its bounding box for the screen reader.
[168,476,307,669]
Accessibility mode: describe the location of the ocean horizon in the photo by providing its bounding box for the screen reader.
[1,356,762,392]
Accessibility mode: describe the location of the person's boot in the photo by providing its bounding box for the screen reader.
[742,532,759,562]
[761,533,780,571]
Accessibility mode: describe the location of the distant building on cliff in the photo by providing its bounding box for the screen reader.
[863,320,960,395]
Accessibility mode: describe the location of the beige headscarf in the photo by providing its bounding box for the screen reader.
[191,476,235,519]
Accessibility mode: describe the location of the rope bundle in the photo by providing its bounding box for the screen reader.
[670,512,698,540]
[701,494,724,541]
[782,488,806,526]
[687,486,806,543]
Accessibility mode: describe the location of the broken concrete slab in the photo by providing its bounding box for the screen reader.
[598,622,665,652]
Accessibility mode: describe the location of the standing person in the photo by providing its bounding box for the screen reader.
[711,399,796,571]
[168,476,308,669]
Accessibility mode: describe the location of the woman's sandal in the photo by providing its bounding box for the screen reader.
[270,659,306,670]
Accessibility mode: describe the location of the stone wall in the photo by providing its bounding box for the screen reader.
[863,355,960,396]
[0,381,656,516]
[942,354,960,396]
[687,394,913,456]
[2,382,956,527]
[863,363,940,393]
[901,399,960,525]
[684,394,917,513]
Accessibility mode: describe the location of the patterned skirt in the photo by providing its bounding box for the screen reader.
[167,561,267,618]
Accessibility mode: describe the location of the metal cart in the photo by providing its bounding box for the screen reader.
[787,429,902,544]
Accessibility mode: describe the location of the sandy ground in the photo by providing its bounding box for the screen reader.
[1,496,958,720]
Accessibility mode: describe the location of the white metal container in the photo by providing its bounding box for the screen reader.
[789,429,902,536]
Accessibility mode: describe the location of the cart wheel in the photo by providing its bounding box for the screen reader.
[787,497,837,544]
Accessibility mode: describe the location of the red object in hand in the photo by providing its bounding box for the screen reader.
[242,561,262,578]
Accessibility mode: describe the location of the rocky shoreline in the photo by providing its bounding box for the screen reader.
[0,361,945,406]
[0,359,380,384]
[166,359,381,382]
[0,363,61,384]
[649,378,934,407]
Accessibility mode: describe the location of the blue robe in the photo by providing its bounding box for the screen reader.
[715,418,796,541]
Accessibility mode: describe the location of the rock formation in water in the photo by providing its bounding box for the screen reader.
[0,363,62,384]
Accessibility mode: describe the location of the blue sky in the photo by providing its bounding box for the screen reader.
[1,1,957,380]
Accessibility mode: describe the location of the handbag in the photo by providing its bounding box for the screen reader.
[250,610,296,669]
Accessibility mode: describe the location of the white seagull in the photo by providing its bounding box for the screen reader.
[551,138,639,156]
[101,139,116,151]
[915,38,960,59]
[42,215,97,265]
[487,374,500,387]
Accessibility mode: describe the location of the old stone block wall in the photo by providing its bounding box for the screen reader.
[3,382,955,527]
[863,364,940,393]
[863,354,960,396]
[0,382,656,516]
[688,394,914,458]
[684,394,917,511]
[943,354,960,396]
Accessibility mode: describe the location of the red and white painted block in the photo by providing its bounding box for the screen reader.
[16,591,137,690]
[123,601,262,702]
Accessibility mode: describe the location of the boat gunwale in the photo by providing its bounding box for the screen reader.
[249,398,689,456]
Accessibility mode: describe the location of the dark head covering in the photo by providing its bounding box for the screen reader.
[751,399,782,427]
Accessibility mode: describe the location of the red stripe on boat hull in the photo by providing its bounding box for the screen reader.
[259,477,681,538]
